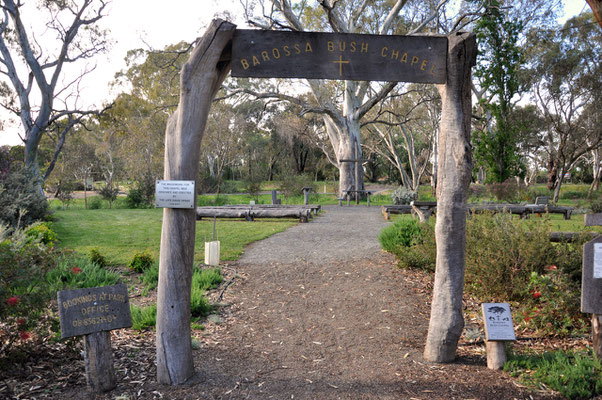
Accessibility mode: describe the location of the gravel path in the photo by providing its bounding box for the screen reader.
[239,205,389,264]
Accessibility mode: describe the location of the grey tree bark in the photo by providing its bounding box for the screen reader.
[156,19,235,385]
[423,32,476,363]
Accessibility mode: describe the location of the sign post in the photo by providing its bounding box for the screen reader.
[481,303,516,370]
[57,284,132,393]
[582,235,602,358]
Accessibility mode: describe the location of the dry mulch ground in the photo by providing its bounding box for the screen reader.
[0,206,580,399]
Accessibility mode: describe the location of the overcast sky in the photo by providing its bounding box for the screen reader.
[0,0,590,146]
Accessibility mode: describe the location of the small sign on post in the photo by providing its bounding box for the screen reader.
[582,235,602,358]
[155,180,195,209]
[482,303,516,370]
[57,284,132,393]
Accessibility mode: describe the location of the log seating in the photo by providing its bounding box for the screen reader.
[382,202,574,221]
[196,204,321,223]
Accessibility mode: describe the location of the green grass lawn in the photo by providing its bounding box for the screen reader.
[52,208,296,265]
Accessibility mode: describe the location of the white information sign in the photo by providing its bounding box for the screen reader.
[594,243,602,279]
[482,303,516,341]
[155,180,195,209]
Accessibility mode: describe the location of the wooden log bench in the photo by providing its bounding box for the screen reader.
[381,203,574,221]
[381,205,414,220]
[410,201,437,223]
[195,205,316,223]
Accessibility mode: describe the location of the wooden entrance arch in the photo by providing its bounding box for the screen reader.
[156,19,476,385]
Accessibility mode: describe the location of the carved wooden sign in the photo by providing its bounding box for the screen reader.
[57,284,132,338]
[231,30,447,83]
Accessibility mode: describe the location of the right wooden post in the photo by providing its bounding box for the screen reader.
[423,32,477,363]
[581,235,602,359]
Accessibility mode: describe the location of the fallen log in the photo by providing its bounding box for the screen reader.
[195,207,312,222]
[549,231,599,242]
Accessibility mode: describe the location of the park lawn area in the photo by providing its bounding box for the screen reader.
[51,208,296,265]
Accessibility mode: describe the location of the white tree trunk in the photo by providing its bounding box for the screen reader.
[156,19,235,385]
[423,32,476,363]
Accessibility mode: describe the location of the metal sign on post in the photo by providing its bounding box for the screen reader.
[232,30,447,83]
[155,180,195,209]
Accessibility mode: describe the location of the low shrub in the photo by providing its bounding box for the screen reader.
[378,218,422,252]
[130,304,157,331]
[191,268,222,318]
[89,247,108,268]
[0,224,55,355]
[88,196,102,209]
[278,174,314,198]
[46,254,121,291]
[379,212,588,335]
[128,250,154,273]
[140,261,159,290]
[379,217,436,272]
[487,178,526,203]
[391,186,417,205]
[504,351,602,399]
[25,222,58,247]
[0,167,49,228]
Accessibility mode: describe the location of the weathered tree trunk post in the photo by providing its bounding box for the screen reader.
[423,32,476,363]
[156,19,235,385]
[83,331,116,392]
[592,314,602,359]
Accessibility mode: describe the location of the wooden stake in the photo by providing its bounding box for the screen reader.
[593,314,602,359]
[83,331,116,393]
[485,341,507,370]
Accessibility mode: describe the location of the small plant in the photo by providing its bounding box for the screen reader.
[140,261,159,289]
[0,224,55,356]
[98,184,119,209]
[46,255,121,291]
[88,196,102,209]
[589,196,602,213]
[128,250,154,273]
[88,247,108,268]
[504,350,602,399]
[190,268,222,318]
[130,304,157,331]
[391,186,417,205]
[25,222,58,247]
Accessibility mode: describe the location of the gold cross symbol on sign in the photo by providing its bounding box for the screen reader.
[332,55,350,76]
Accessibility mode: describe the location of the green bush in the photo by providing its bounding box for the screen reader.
[486,178,526,203]
[464,212,553,301]
[46,254,121,291]
[0,224,54,355]
[0,167,49,228]
[379,217,436,271]
[379,218,422,252]
[190,268,222,318]
[140,261,160,290]
[380,212,587,335]
[128,250,154,273]
[89,247,108,268]
[278,174,314,197]
[504,351,602,399]
[130,304,157,331]
[391,186,417,205]
[25,222,58,247]
[88,196,102,209]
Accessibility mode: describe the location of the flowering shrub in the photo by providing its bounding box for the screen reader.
[0,224,54,355]
[515,269,586,335]
[487,178,527,203]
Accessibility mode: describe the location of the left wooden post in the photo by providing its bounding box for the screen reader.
[156,19,235,385]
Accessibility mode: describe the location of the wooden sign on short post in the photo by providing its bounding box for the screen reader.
[482,303,516,370]
[57,284,132,393]
[581,236,602,358]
